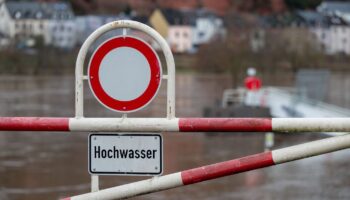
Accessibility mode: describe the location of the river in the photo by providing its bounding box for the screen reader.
[0,75,349,200]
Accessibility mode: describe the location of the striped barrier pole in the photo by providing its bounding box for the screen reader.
[61,133,350,200]
[1,117,350,132]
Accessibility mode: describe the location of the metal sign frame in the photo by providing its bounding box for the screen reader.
[75,20,176,119]
[74,20,176,192]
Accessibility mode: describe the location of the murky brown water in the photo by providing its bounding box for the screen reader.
[0,75,349,200]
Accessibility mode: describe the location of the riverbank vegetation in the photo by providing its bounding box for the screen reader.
[194,27,350,86]
[0,47,78,75]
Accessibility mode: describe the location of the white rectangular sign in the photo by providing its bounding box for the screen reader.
[89,133,162,175]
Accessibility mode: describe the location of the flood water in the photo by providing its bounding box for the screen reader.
[0,75,349,200]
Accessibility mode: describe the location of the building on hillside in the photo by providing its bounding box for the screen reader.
[150,9,195,53]
[317,1,350,24]
[191,9,226,48]
[296,10,350,55]
[46,3,76,49]
[75,14,129,47]
[149,8,225,53]
[0,1,76,49]
[306,2,350,55]
[0,2,50,47]
[316,21,350,55]
[131,15,149,25]
[294,10,329,27]
[129,14,156,47]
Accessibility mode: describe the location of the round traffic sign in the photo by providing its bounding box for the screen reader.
[88,36,162,113]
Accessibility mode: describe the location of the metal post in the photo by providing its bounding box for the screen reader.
[75,20,176,120]
[62,133,350,200]
[264,132,274,151]
[91,175,99,192]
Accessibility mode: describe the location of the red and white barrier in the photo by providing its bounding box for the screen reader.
[1,117,350,132]
[0,117,69,131]
[61,133,350,200]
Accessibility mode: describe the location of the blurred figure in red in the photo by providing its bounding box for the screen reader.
[244,67,262,106]
[244,67,261,91]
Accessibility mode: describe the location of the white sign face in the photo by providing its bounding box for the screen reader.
[89,134,162,175]
[99,47,151,101]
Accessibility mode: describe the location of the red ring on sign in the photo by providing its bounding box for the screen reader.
[88,36,162,113]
